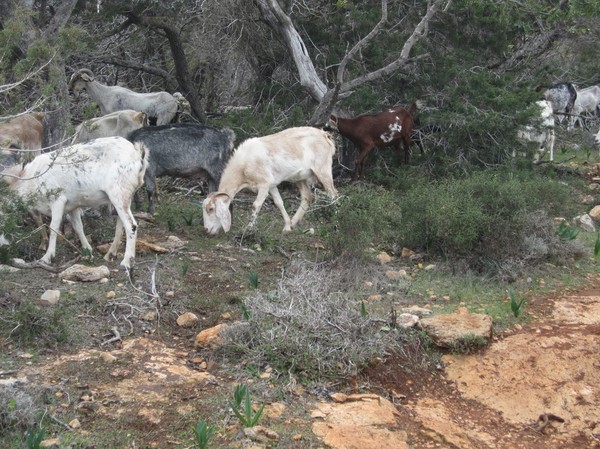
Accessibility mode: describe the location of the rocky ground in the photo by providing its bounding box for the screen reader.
[1,165,600,448]
[2,231,599,448]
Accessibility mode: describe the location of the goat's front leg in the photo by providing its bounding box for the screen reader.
[269,187,293,232]
[105,193,138,269]
[248,188,271,229]
[40,198,67,264]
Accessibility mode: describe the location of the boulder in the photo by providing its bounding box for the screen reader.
[418,307,493,348]
[59,264,110,282]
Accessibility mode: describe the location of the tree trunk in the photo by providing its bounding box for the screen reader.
[123,12,207,122]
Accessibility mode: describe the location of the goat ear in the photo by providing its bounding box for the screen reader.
[214,194,232,232]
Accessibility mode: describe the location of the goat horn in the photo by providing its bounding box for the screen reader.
[68,68,94,89]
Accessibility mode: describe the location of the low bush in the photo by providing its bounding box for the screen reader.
[397,170,584,277]
[221,259,404,382]
[317,183,403,258]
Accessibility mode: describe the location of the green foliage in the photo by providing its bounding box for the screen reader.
[397,169,579,276]
[508,290,527,318]
[3,302,76,347]
[360,300,368,318]
[595,233,600,258]
[192,420,216,449]
[248,270,259,289]
[319,184,402,258]
[229,384,264,428]
[25,426,45,449]
[181,260,190,276]
[556,221,579,241]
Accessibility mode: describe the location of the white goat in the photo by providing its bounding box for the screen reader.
[517,100,555,164]
[69,69,178,126]
[202,126,338,235]
[72,110,148,144]
[0,137,148,269]
[568,85,600,131]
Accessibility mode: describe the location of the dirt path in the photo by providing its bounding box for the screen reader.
[398,274,600,449]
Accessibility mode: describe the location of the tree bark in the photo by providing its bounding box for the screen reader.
[123,12,207,122]
[254,0,328,100]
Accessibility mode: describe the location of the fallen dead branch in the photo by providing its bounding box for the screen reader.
[9,256,81,273]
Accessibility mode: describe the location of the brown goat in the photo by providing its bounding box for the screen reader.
[0,112,45,158]
[328,102,420,180]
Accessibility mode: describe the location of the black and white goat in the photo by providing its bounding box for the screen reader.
[202,126,338,235]
[517,100,555,164]
[0,137,148,269]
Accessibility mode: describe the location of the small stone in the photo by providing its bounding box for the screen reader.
[38,289,60,306]
[142,311,158,321]
[106,291,116,299]
[397,313,419,329]
[69,418,81,429]
[59,264,110,282]
[195,323,228,348]
[401,247,416,258]
[376,252,392,264]
[330,392,348,403]
[385,269,409,281]
[176,312,200,328]
[243,425,279,442]
[40,438,60,448]
[100,352,117,363]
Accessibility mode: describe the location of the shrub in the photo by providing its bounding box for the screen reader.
[318,184,403,258]
[221,259,400,382]
[397,170,582,277]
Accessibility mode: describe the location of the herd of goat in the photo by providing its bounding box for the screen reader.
[1,72,600,269]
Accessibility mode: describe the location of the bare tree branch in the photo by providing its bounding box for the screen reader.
[340,0,445,94]
[254,0,328,100]
[255,0,447,124]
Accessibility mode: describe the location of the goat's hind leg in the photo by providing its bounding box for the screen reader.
[106,195,138,269]
[68,208,94,257]
[289,181,313,230]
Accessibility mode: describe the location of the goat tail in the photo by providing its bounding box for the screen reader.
[134,141,150,185]
[323,129,337,155]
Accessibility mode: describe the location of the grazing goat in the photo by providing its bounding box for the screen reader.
[328,102,420,181]
[0,137,148,269]
[0,112,45,160]
[542,82,577,123]
[202,126,338,235]
[69,69,178,126]
[567,85,600,131]
[517,100,555,164]
[72,110,148,144]
[127,123,236,214]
